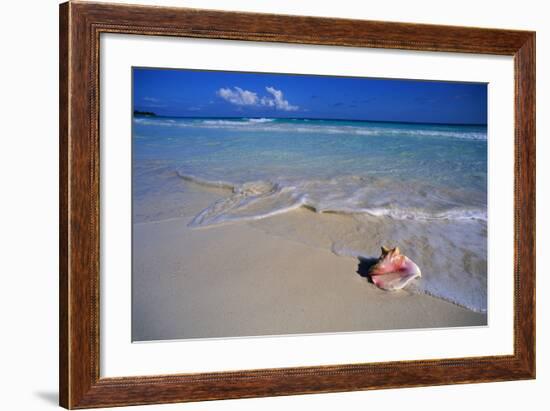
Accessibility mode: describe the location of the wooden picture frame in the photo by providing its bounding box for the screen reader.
[59,1,535,408]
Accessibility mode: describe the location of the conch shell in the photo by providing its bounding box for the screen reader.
[368,246,421,291]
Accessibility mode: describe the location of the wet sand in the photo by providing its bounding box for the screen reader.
[132,186,487,341]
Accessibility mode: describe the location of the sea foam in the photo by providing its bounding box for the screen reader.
[178,171,487,228]
[134,117,487,141]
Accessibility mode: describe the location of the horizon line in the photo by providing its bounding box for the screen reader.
[132,112,487,127]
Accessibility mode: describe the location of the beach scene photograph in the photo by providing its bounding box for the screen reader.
[132,67,488,342]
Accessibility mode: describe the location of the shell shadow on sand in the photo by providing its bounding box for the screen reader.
[356,257,379,284]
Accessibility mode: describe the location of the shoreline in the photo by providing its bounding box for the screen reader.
[132,183,487,342]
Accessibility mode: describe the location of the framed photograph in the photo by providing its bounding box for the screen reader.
[59,1,535,408]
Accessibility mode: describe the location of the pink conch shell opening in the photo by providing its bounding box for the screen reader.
[367,246,421,291]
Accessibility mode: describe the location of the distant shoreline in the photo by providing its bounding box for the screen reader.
[133,110,157,117]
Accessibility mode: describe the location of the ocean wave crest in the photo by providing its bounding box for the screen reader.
[201,118,275,125]
[134,117,487,141]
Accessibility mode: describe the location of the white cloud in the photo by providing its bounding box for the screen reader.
[216,86,299,111]
[216,87,258,106]
[260,96,275,107]
[262,86,299,111]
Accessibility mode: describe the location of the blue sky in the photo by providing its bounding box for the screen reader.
[133,67,487,125]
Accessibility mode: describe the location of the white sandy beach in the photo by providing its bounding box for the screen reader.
[132,184,486,341]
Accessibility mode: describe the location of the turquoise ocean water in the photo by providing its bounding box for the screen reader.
[133,116,488,313]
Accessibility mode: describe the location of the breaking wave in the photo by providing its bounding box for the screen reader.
[134,117,487,141]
